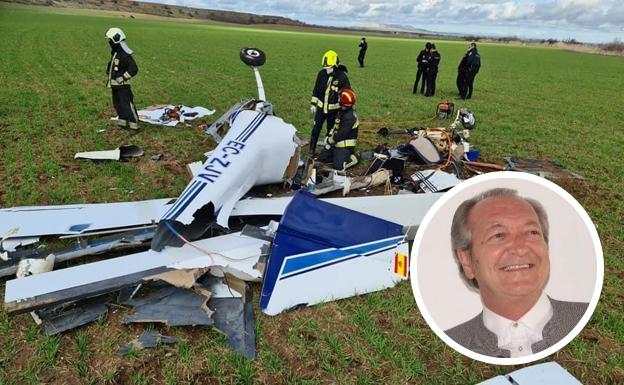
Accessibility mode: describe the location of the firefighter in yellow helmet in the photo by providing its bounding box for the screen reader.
[105,27,139,130]
[317,88,359,170]
[309,50,350,156]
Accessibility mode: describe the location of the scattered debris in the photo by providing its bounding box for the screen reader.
[115,104,215,127]
[74,144,144,161]
[1,237,40,252]
[4,231,269,314]
[35,296,110,336]
[118,330,177,356]
[151,153,163,161]
[411,169,461,193]
[505,157,584,179]
[0,228,153,278]
[123,286,214,326]
[204,276,256,359]
[0,199,171,240]
[478,362,582,385]
[260,191,409,315]
[16,254,55,277]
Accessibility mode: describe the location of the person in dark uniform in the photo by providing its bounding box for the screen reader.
[456,49,468,99]
[424,44,440,97]
[318,88,359,170]
[309,50,350,156]
[457,42,481,99]
[357,37,368,67]
[105,27,139,130]
[463,42,481,99]
[413,42,431,94]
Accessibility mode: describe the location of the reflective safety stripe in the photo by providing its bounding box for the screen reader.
[327,103,340,110]
[335,139,357,148]
[107,52,117,88]
[343,154,358,169]
[123,71,131,80]
[311,96,321,106]
[323,75,333,114]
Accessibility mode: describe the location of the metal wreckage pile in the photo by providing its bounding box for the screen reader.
[0,48,582,361]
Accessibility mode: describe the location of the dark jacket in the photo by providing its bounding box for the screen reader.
[444,298,588,358]
[359,40,368,53]
[427,51,441,73]
[459,48,480,74]
[417,49,428,69]
[330,107,358,148]
[106,45,138,88]
[311,65,350,114]
[466,48,481,74]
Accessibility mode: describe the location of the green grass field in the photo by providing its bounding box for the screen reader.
[0,4,623,385]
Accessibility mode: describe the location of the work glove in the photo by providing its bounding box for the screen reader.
[110,76,125,86]
[323,136,334,150]
[310,105,316,114]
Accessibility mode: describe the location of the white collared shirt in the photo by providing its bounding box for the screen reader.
[482,292,554,357]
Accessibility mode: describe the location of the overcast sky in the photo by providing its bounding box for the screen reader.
[149,1,623,43]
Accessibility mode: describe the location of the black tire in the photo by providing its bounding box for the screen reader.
[240,47,266,66]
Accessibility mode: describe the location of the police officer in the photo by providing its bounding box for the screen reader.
[318,88,359,170]
[463,42,481,99]
[358,37,368,67]
[424,44,440,97]
[413,42,431,94]
[106,27,139,130]
[310,50,350,156]
[457,42,481,99]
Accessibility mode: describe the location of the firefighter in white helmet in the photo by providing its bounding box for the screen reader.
[309,50,350,156]
[105,27,139,130]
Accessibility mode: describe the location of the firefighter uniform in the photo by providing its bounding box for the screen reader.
[106,29,139,130]
[309,65,350,155]
[317,107,359,170]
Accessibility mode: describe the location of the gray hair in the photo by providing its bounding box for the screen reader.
[450,188,549,288]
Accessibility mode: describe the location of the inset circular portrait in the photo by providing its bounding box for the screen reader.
[410,171,603,365]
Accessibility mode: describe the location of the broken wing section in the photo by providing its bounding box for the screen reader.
[151,110,298,251]
[260,191,408,316]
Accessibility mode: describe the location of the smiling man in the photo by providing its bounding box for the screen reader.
[444,188,588,358]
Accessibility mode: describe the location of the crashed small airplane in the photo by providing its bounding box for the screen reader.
[2,47,445,359]
[151,48,302,251]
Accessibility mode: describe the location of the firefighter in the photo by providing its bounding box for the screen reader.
[413,42,431,94]
[424,44,440,97]
[357,37,368,67]
[317,88,359,170]
[309,50,350,156]
[106,27,139,130]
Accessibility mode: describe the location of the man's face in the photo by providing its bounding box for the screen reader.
[457,196,550,307]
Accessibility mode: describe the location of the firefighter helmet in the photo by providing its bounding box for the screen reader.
[105,27,126,44]
[321,50,339,68]
[339,88,356,107]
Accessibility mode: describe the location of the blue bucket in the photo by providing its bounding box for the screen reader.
[466,149,480,161]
